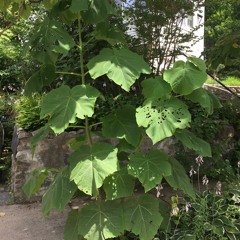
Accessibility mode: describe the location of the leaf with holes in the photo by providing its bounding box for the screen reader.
[136,97,191,144]
[163,61,207,95]
[24,64,56,96]
[42,167,77,216]
[87,48,151,91]
[82,0,115,24]
[175,129,212,157]
[40,85,100,134]
[164,157,195,199]
[103,167,135,200]
[123,194,163,240]
[102,105,141,147]
[141,77,171,100]
[185,88,222,114]
[128,150,172,192]
[69,142,119,196]
[78,200,124,240]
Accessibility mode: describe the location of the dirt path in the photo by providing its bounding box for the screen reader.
[0,185,68,240]
[0,203,68,240]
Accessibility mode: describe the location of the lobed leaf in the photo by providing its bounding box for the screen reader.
[69,142,119,196]
[103,167,135,200]
[163,61,207,95]
[23,169,49,197]
[175,129,212,157]
[42,167,77,216]
[123,194,163,240]
[164,157,195,199]
[41,85,100,134]
[81,0,115,24]
[136,97,191,144]
[141,77,171,100]
[185,88,222,114]
[69,0,89,13]
[64,210,82,240]
[78,200,124,240]
[102,105,141,147]
[187,56,206,72]
[95,22,126,46]
[128,150,172,192]
[87,48,151,91]
[24,64,56,96]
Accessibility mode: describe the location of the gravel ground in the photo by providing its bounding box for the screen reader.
[0,185,68,240]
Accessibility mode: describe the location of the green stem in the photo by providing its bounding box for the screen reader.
[78,14,85,85]
[56,71,82,77]
[198,166,200,192]
[85,117,93,145]
[78,13,92,146]
[89,122,103,129]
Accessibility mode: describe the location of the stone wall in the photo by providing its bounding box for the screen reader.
[10,126,178,202]
[11,126,79,202]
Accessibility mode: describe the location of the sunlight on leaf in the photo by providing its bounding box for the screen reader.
[128,150,172,192]
[70,142,119,196]
[78,200,124,240]
[136,97,191,144]
[123,194,163,240]
[88,48,151,91]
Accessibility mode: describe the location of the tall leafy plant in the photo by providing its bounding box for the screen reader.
[1,1,221,239]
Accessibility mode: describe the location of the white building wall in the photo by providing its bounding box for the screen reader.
[177,5,205,60]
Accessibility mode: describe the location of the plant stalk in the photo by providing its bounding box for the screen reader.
[78,14,92,146]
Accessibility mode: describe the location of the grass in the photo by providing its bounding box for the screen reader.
[206,76,240,86]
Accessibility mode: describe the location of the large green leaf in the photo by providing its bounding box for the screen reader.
[64,210,82,240]
[141,77,171,100]
[28,17,75,63]
[42,167,77,216]
[41,85,100,134]
[23,169,48,197]
[123,194,163,240]
[30,124,52,153]
[185,88,222,114]
[163,61,207,95]
[24,64,56,96]
[128,150,172,192]
[95,22,126,46]
[42,0,58,10]
[78,200,124,240]
[103,167,135,200]
[164,157,195,199]
[87,48,151,91]
[82,0,115,24]
[70,142,119,196]
[69,0,89,13]
[0,1,10,11]
[136,97,191,144]
[175,129,212,157]
[187,56,206,72]
[102,105,141,147]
